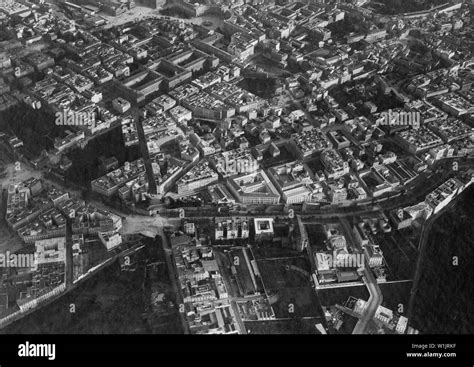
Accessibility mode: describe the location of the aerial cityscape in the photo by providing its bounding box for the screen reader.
[0,0,472,356]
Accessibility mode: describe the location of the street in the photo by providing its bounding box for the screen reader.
[339,217,383,334]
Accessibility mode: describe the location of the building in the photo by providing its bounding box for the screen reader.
[35,237,66,265]
[176,161,218,195]
[112,97,131,114]
[168,105,192,124]
[389,208,413,229]
[394,127,443,154]
[425,176,473,214]
[206,183,236,205]
[91,159,146,197]
[267,161,322,204]
[215,217,249,241]
[98,231,123,251]
[321,149,349,179]
[227,170,281,205]
[254,218,274,241]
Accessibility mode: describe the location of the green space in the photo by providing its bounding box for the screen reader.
[410,187,474,333]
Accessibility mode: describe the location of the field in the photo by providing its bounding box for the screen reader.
[374,227,420,281]
[379,281,412,314]
[304,223,329,252]
[410,187,474,333]
[270,287,323,319]
[256,252,325,322]
[317,285,369,308]
[257,256,311,292]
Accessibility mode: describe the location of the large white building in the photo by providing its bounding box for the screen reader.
[267,161,323,204]
[99,231,122,251]
[35,237,66,265]
[227,170,281,205]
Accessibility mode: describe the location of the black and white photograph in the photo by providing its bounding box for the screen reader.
[0,0,473,364]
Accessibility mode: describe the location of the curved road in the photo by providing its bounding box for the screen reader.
[340,218,383,334]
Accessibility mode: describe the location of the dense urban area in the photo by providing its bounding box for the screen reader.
[0,0,473,336]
